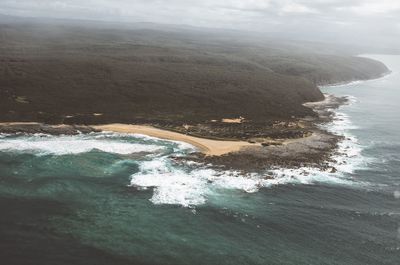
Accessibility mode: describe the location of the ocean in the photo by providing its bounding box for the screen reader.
[0,54,399,265]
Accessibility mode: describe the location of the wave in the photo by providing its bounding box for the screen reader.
[0,97,366,208]
[129,161,359,207]
[0,133,10,139]
[94,131,196,153]
[0,133,164,155]
[130,153,360,208]
[321,69,393,89]
[128,93,369,207]
[323,106,367,174]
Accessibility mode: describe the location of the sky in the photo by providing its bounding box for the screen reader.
[0,0,399,48]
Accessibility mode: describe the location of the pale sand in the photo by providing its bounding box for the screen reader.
[221,116,245,123]
[0,122,40,125]
[93,124,259,156]
[0,122,72,128]
[1,122,315,156]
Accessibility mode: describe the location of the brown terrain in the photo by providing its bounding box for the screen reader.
[0,16,390,170]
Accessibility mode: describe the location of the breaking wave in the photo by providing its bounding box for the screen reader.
[0,98,366,208]
[0,133,163,155]
[128,94,367,207]
[321,98,367,174]
[129,153,359,207]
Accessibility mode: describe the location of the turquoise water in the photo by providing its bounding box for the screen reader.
[1,55,399,265]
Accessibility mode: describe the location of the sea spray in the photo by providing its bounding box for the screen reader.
[0,105,367,208]
[0,133,163,155]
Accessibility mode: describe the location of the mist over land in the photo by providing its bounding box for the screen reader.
[1,1,397,125]
[1,0,400,50]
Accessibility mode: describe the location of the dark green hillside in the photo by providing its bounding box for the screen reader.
[0,18,389,125]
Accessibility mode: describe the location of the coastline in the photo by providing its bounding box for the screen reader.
[0,122,260,156]
[319,70,392,88]
[0,60,392,170]
[0,90,370,170]
[92,124,260,156]
[0,120,338,171]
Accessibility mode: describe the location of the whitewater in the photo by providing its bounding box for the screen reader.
[1,54,399,265]
[0,94,369,207]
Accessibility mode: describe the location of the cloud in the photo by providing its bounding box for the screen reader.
[0,0,398,21]
[281,2,319,14]
[0,0,399,48]
[348,0,400,16]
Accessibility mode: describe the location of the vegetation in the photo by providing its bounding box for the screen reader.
[0,17,389,125]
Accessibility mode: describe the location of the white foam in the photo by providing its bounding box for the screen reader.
[329,80,364,87]
[94,131,196,153]
[130,158,209,207]
[211,173,261,193]
[0,134,163,155]
[0,94,367,208]
[131,158,264,207]
[0,134,9,139]
[322,106,368,174]
[267,167,354,186]
[172,141,196,152]
[130,154,360,207]
[127,99,368,208]
[242,95,368,192]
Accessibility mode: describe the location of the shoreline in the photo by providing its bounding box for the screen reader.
[0,63,391,168]
[318,68,392,88]
[0,121,329,161]
[92,124,261,156]
[0,122,261,156]
[0,92,361,169]
[0,121,338,171]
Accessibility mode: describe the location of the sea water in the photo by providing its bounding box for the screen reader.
[0,55,399,264]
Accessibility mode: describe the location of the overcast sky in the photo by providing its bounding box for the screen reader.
[0,0,399,48]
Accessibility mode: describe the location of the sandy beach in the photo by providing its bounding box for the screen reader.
[93,124,259,156]
[0,122,259,156]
